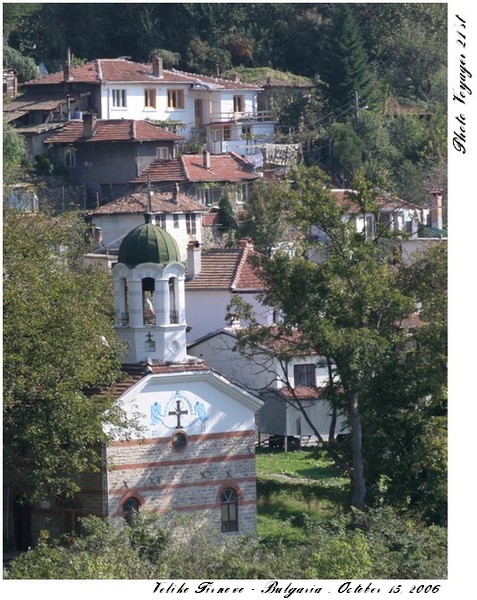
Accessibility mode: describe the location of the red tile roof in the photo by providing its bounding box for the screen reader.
[331,189,423,213]
[86,191,206,216]
[24,58,262,91]
[185,242,264,291]
[43,119,182,144]
[132,152,258,184]
[202,212,220,227]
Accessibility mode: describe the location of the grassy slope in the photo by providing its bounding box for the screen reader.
[255,448,350,543]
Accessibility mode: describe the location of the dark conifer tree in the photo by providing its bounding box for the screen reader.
[317,4,375,115]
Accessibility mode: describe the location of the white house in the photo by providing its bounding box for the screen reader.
[185,239,272,343]
[22,56,277,156]
[85,188,207,261]
[188,328,347,444]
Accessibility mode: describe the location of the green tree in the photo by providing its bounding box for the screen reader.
[3,208,128,502]
[317,4,375,113]
[219,193,238,245]
[2,45,39,82]
[328,121,364,187]
[231,167,446,516]
[238,178,293,256]
[3,121,28,183]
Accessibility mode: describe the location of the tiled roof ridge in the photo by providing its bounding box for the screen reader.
[231,247,247,289]
[228,150,256,171]
[180,155,191,180]
[168,67,261,88]
[96,59,103,81]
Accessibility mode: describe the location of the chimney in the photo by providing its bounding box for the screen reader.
[83,113,97,138]
[232,72,240,83]
[429,190,443,230]
[202,149,211,169]
[152,54,164,78]
[239,238,253,250]
[93,227,103,247]
[172,183,179,204]
[187,240,202,279]
[63,47,72,82]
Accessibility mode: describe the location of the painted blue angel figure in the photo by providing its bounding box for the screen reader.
[151,401,163,425]
[194,401,208,431]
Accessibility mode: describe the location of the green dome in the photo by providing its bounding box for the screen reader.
[118,221,181,267]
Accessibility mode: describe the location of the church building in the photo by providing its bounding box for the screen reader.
[4,217,263,552]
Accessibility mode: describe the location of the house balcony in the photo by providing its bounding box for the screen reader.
[209,110,276,124]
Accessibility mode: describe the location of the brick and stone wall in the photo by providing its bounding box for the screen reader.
[106,429,258,534]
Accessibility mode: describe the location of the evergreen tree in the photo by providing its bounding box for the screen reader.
[317,4,375,114]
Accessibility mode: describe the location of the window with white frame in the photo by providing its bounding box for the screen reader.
[233,95,244,113]
[186,213,197,235]
[112,89,127,108]
[156,146,169,159]
[167,89,185,109]
[173,214,179,228]
[221,488,238,532]
[293,364,316,388]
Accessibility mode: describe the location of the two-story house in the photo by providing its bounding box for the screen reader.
[43,114,183,201]
[188,327,346,446]
[85,187,207,261]
[21,56,276,155]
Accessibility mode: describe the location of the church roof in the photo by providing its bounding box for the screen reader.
[118,220,180,267]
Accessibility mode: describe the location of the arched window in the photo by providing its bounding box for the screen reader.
[221,488,238,533]
[142,277,155,325]
[123,497,141,525]
[169,277,178,323]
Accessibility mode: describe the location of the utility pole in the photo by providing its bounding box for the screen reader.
[353,90,360,125]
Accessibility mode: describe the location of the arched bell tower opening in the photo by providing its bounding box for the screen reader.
[142,277,156,325]
[113,219,187,364]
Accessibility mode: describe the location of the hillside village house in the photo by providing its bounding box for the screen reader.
[19,55,276,155]
[184,239,271,343]
[188,328,346,445]
[42,115,182,201]
[130,150,260,209]
[85,188,207,261]
[306,189,446,265]
[4,218,262,552]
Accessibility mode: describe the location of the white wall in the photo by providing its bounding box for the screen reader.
[188,331,282,392]
[100,83,260,144]
[112,372,259,440]
[185,290,272,343]
[92,212,202,260]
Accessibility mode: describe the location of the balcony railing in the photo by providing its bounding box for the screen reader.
[209,110,275,123]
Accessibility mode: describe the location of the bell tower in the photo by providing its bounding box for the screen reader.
[112,217,187,364]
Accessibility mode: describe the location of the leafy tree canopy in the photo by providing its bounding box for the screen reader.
[3,208,128,502]
[231,166,447,522]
